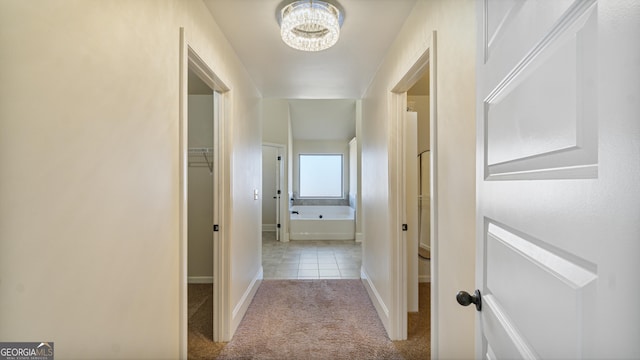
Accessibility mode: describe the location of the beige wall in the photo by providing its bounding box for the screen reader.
[0,1,261,359]
[360,0,476,357]
[262,99,290,145]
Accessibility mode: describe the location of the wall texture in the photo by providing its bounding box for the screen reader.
[360,0,476,357]
[0,1,261,358]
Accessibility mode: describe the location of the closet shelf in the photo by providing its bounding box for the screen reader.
[188,147,213,174]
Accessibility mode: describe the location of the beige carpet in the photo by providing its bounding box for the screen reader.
[188,280,430,359]
[217,280,403,360]
[188,284,225,359]
[393,282,430,359]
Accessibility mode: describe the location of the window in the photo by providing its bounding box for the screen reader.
[299,154,343,198]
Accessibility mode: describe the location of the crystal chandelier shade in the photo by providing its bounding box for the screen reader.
[279,0,343,52]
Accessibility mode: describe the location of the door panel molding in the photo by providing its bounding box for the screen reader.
[483,0,598,180]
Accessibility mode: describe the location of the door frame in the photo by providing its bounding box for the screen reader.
[179,28,231,357]
[389,31,438,347]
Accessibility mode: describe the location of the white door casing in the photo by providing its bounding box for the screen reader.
[475,1,640,359]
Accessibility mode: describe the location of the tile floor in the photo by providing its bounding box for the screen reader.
[262,232,362,279]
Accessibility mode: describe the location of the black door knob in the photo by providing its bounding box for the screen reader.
[456,289,482,311]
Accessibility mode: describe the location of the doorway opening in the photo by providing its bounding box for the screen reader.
[389,31,437,347]
[179,28,231,358]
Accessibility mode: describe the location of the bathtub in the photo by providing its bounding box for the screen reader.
[289,205,355,240]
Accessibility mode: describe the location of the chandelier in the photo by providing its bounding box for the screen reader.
[278,0,344,52]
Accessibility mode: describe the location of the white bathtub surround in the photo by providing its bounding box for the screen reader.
[289,205,355,240]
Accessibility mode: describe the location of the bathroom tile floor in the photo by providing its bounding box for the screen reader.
[262,232,362,280]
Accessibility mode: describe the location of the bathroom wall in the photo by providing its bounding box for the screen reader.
[188,95,214,281]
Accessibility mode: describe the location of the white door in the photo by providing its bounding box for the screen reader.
[473,0,640,358]
[405,111,419,313]
[418,152,430,251]
[275,148,283,241]
[261,146,278,233]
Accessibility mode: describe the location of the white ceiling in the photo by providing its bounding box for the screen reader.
[203,0,417,99]
[203,0,416,140]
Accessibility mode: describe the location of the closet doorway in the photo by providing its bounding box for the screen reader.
[179,31,231,357]
[187,68,215,284]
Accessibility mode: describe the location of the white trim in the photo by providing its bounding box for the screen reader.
[419,275,432,283]
[178,28,188,360]
[428,31,439,360]
[188,276,214,284]
[355,232,364,243]
[361,268,390,333]
[390,91,407,340]
[230,267,263,335]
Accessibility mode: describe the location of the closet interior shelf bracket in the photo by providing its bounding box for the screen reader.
[188,147,213,174]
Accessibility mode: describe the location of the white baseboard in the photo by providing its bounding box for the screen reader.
[419,275,431,283]
[361,267,390,335]
[282,232,290,242]
[262,224,276,232]
[188,276,213,284]
[355,232,364,243]
[230,266,263,337]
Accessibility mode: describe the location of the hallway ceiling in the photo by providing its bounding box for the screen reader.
[203,0,417,99]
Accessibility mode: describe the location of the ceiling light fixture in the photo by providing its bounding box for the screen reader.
[278,0,344,52]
